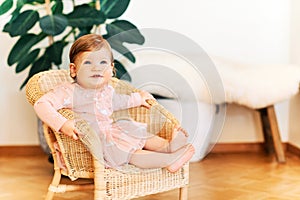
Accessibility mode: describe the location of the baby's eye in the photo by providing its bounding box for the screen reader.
[84,61,91,65]
[100,60,108,65]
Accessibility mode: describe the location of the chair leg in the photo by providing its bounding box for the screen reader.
[179,186,188,200]
[45,169,62,200]
[258,106,285,163]
[93,158,106,200]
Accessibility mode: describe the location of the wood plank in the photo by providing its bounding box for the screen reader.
[211,142,266,153]
[0,145,45,156]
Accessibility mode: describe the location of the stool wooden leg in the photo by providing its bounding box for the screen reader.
[258,108,273,154]
[267,105,286,163]
[258,106,285,163]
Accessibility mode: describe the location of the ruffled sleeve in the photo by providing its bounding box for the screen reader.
[112,87,142,111]
[34,83,73,132]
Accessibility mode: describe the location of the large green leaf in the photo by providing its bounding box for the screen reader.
[39,14,68,36]
[52,0,63,14]
[66,4,106,28]
[105,36,135,63]
[2,6,22,32]
[7,33,47,65]
[2,5,21,33]
[20,55,52,89]
[101,0,130,19]
[106,20,145,45]
[114,59,131,81]
[3,10,39,37]
[45,41,67,65]
[16,0,26,7]
[29,55,52,77]
[15,49,40,73]
[8,4,21,22]
[0,0,13,15]
[78,26,93,38]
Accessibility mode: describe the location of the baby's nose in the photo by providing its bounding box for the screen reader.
[93,65,109,73]
[93,65,106,71]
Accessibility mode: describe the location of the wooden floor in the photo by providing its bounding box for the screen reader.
[2,152,300,200]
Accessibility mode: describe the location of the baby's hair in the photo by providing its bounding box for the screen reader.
[69,34,114,64]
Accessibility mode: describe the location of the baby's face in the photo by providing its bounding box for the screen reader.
[71,48,113,89]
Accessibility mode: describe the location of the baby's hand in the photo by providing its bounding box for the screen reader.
[60,120,79,140]
[139,90,155,109]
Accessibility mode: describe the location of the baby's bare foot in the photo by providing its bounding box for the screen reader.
[167,144,195,173]
[169,127,188,152]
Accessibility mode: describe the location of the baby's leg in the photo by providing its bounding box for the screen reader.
[143,134,169,152]
[129,144,195,172]
[143,127,188,153]
[166,144,195,173]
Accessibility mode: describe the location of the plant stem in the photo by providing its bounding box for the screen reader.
[45,0,54,45]
[95,0,101,10]
[95,0,101,35]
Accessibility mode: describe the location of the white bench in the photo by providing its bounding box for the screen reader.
[213,57,300,163]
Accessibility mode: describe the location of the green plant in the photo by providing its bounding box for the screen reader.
[0,0,144,89]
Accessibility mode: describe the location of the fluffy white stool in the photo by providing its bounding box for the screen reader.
[212,57,300,163]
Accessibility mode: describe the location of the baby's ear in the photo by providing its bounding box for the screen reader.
[111,63,116,76]
[70,63,77,78]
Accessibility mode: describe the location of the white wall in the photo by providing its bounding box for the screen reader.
[0,0,292,145]
[123,0,290,64]
[290,0,300,64]
[0,33,38,145]
[289,0,300,148]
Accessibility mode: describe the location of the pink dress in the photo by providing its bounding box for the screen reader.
[34,82,148,168]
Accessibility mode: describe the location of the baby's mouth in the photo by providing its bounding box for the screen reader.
[91,74,103,78]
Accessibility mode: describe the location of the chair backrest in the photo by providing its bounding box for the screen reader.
[26,69,73,105]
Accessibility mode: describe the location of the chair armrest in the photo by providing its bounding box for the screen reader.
[53,109,104,180]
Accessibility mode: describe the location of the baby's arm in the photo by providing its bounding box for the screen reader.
[60,120,79,140]
[137,90,155,109]
[112,89,155,111]
[34,86,78,139]
[34,94,68,132]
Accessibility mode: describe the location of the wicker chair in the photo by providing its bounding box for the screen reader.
[25,69,189,200]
